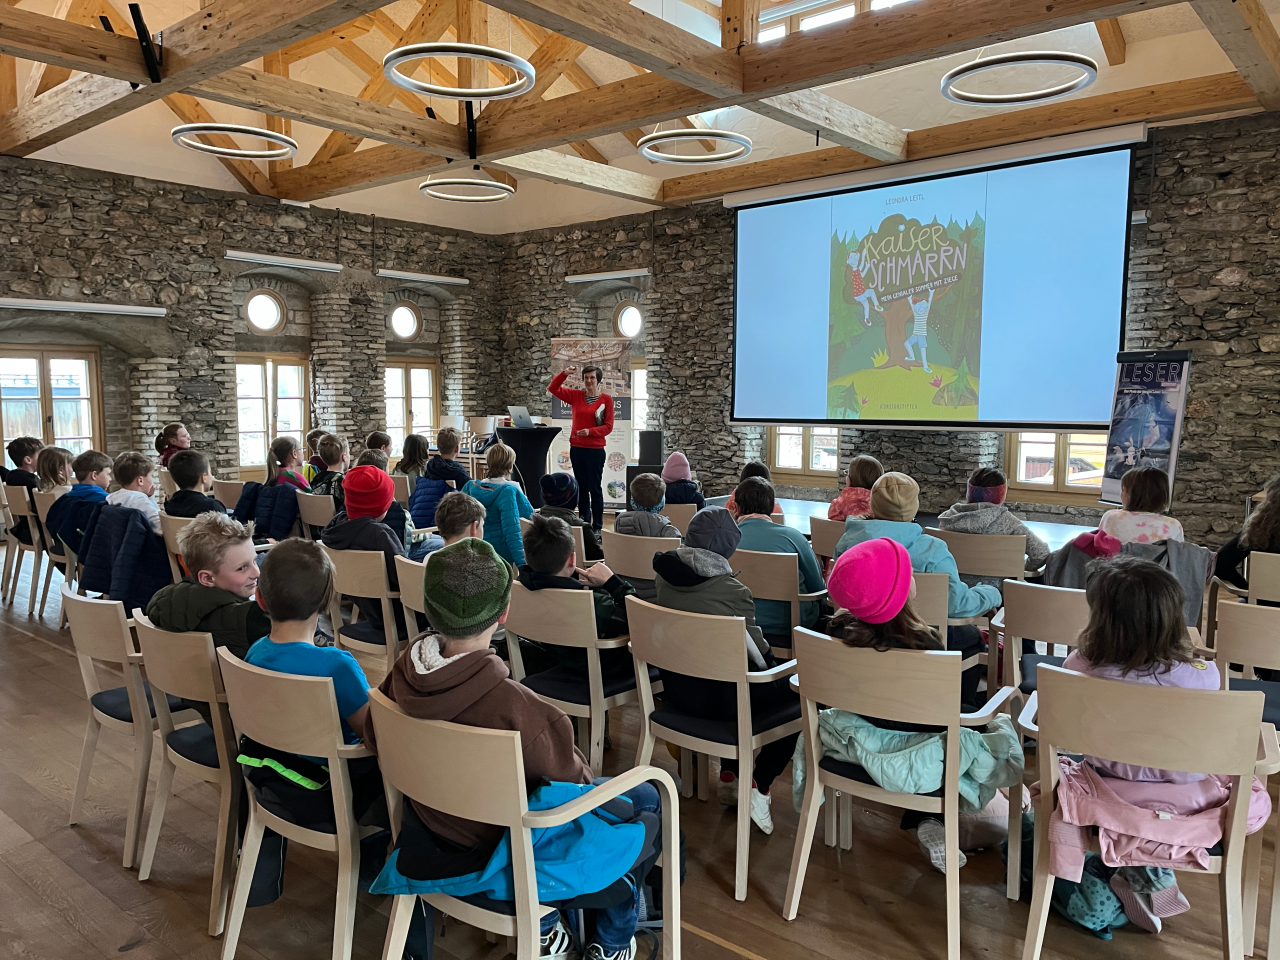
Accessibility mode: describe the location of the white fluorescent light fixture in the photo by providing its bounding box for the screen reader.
[1131,209,1150,225]
[565,268,652,283]
[0,297,167,317]
[224,250,343,273]
[375,268,470,286]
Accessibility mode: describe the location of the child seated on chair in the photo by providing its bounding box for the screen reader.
[613,473,681,539]
[304,427,327,478]
[827,454,882,522]
[36,446,73,495]
[516,513,635,682]
[363,538,662,960]
[816,538,1023,874]
[661,451,705,510]
[1099,464,1184,545]
[462,443,535,566]
[45,450,111,554]
[5,435,45,545]
[407,426,471,531]
[106,451,162,534]
[537,472,604,561]
[146,512,270,661]
[937,466,1050,576]
[433,491,485,547]
[163,450,224,518]
[309,434,349,508]
[354,448,436,559]
[724,461,782,516]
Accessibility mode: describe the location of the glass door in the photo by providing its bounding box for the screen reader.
[235,354,309,481]
[0,347,102,464]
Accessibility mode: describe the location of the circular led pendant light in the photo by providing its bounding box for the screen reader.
[420,176,516,203]
[384,42,536,100]
[170,123,298,159]
[636,128,752,165]
[940,51,1098,105]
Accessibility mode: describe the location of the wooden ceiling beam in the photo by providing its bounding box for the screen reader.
[162,92,278,195]
[569,139,608,163]
[276,14,376,65]
[0,3,147,84]
[333,38,454,118]
[1095,18,1126,65]
[274,143,450,200]
[1190,0,1280,110]
[752,89,905,161]
[261,52,294,177]
[488,148,666,203]
[478,31,587,124]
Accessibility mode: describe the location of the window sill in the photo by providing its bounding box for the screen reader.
[1006,487,1107,508]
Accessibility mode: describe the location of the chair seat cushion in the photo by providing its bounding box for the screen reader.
[1228,679,1280,726]
[649,697,801,746]
[90,681,185,723]
[817,755,945,798]
[522,665,658,706]
[1019,654,1066,695]
[167,722,219,768]
[763,632,791,649]
[340,619,394,646]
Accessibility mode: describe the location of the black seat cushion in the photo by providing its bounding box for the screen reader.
[1228,679,1280,726]
[167,722,219,768]
[522,665,659,706]
[817,755,945,798]
[649,697,801,746]
[1019,654,1066,695]
[340,619,394,646]
[90,681,185,723]
[763,632,791,649]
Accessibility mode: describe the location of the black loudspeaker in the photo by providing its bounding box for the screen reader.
[638,430,664,466]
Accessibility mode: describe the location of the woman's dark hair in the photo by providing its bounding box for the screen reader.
[155,422,184,454]
[969,466,1006,488]
[397,434,430,475]
[740,460,771,483]
[1076,556,1192,676]
[735,476,775,516]
[1241,473,1280,552]
[582,365,604,386]
[829,600,942,652]
[1120,464,1171,514]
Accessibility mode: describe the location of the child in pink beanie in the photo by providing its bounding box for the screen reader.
[660,450,705,510]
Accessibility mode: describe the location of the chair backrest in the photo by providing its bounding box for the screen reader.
[519,516,588,566]
[394,555,426,616]
[0,482,11,527]
[63,585,134,666]
[732,548,802,628]
[792,627,961,727]
[440,415,465,432]
[392,474,411,505]
[770,513,785,525]
[1248,552,1280,605]
[1214,601,1280,681]
[31,489,62,553]
[216,647,347,761]
[658,502,697,536]
[625,595,748,683]
[1036,664,1262,778]
[158,468,178,498]
[507,581,598,649]
[911,572,950,635]
[3,484,34,520]
[212,479,244,510]
[469,416,496,439]
[930,527,1027,579]
[134,616,224,704]
[160,513,194,582]
[1002,579,1089,648]
[809,517,845,561]
[296,491,336,538]
[602,529,666,580]
[321,543,393,599]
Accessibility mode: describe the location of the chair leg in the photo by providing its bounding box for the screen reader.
[1,539,15,602]
[679,748,693,800]
[1006,782,1023,901]
[944,811,960,960]
[1020,799,1055,960]
[824,787,837,848]
[69,714,100,826]
[782,777,825,920]
[5,546,26,605]
[123,721,153,869]
[1244,825,1263,956]
[697,754,709,802]
[587,707,604,777]
[734,759,751,901]
[209,777,240,938]
[1222,850,1247,960]
[333,831,361,960]
[37,555,56,617]
[221,803,265,960]
[25,548,42,616]
[380,895,418,960]
[1268,810,1280,960]
[838,792,852,851]
[138,753,176,881]
[634,728,655,771]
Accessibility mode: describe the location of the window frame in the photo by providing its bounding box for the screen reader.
[759,0,876,40]
[766,425,840,481]
[0,344,105,458]
[242,288,288,336]
[1004,431,1109,506]
[631,358,648,462]
[389,300,423,342]
[235,352,310,481]
[612,301,644,339]
[384,358,442,463]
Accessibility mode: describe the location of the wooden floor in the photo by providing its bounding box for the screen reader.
[0,549,1269,960]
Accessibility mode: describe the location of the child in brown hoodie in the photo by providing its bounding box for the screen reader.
[362,538,661,960]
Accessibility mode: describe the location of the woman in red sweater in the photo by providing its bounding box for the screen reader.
[548,364,614,531]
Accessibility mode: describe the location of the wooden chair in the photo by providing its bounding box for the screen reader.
[507,581,650,775]
[393,554,428,636]
[930,528,1034,584]
[62,585,195,869]
[367,688,682,960]
[993,579,1089,897]
[133,615,240,937]
[770,513,785,525]
[0,482,14,598]
[158,467,178,499]
[392,473,412,505]
[1019,666,1275,960]
[211,479,245,511]
[627,596,801,901]
[658,502,697,536]
[159,513,193,583]
[782,627,1016,960]
[321,544,403,674]
[911,572,951,636]
[808,517,845,567]
[216,648,371,960]
[731,548,828,652]
[32,488,66,617]
[601,529,670,581]
[297,490,336,541]
[519,516,592,567]
[1206,551,1280,649]
[3,483,43,613]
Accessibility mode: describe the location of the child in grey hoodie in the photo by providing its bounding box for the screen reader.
[936,467,1050,582]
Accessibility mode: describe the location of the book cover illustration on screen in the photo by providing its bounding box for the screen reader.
[1100,352,1190,505]
[827,174,987,422]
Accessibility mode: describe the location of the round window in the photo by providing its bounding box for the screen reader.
[613,302,643,338]
[390,301,422,341]
[243,289,285,334]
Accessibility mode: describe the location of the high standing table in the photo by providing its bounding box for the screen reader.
[496,425,561,507]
